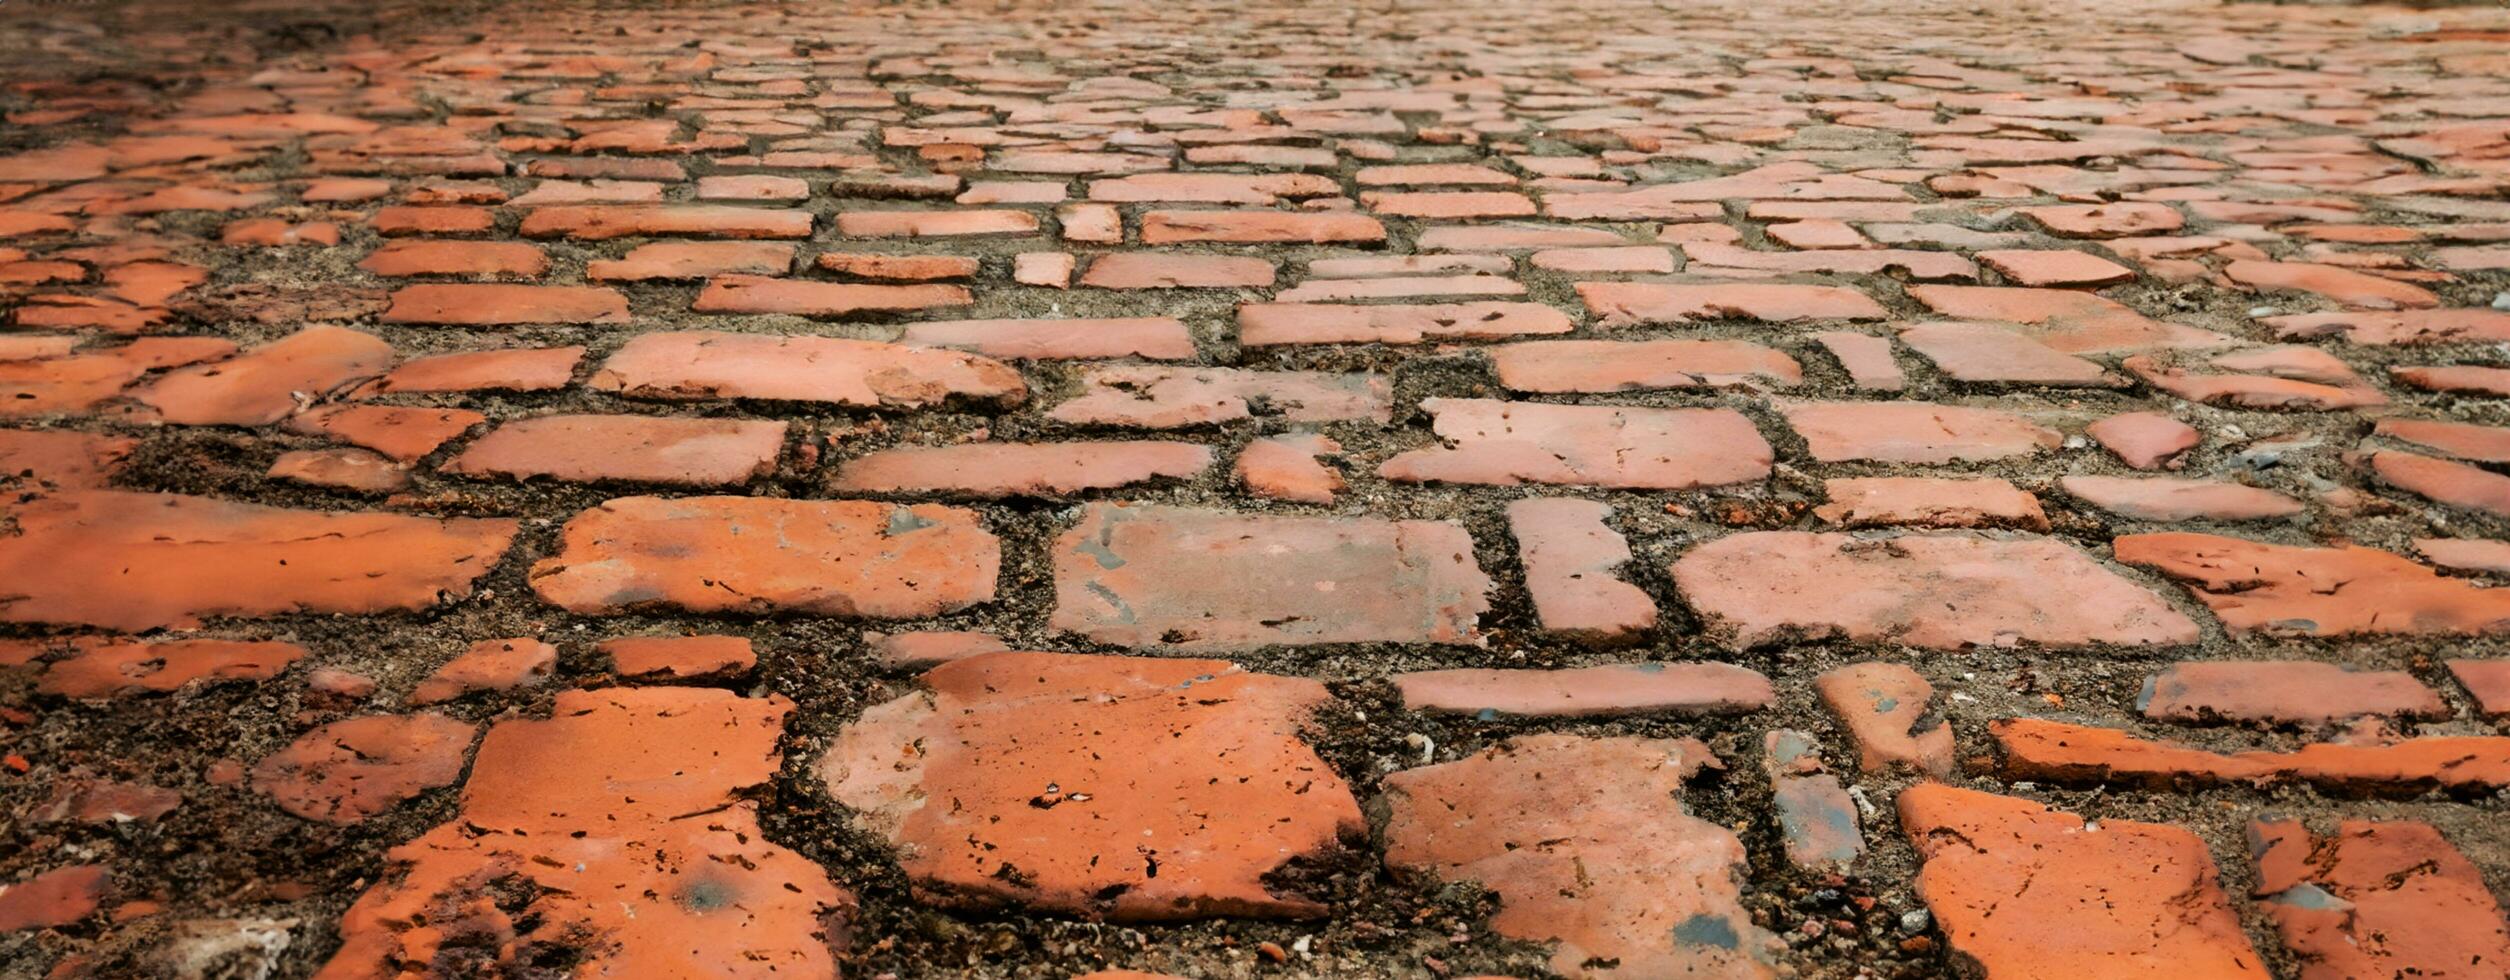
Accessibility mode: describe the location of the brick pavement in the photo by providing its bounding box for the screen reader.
[2,0,2509,975]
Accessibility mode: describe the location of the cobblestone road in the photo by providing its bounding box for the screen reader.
[3,0,2510,976]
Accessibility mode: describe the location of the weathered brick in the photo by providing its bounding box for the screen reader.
[1050,503,1489,649]
[1381,398,1772,489]
[446,414,787,487]
[531,496,998,618]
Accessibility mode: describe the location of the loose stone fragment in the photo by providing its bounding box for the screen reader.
[1382,735,1783,978]
[531,496,999,618]
[821,651,1362,920]
[1763,731,1862,873]
[1234,433,1343,504]
[1673,532,2198,650]
[0,866,109,933]
[250,714,477,824]
[1050,503,1489,650]
[1815,663,1953,776]
[2087,411,2198,469]
[410,638,557,705]
[30,778,181,825]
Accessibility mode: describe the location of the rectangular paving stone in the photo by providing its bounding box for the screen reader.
[1578,281,1886,326]
[1394,663,1770,717]
[590,330,1025,409]
[444,414,787,487]
[0,491,515,630]
[1380,398,1772,490]
[1049,503,1490,649]
[1047,365,1388,428]
[829,440,1212,498]
[1672,531,2199,650]
[1505,497,1657,644]
[531,496,998,618]
[1237,301,1571,346]
[2140,661,2445,725]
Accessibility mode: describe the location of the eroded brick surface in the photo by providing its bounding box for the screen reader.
[10,0,2510,974]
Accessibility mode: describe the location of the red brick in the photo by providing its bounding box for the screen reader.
[1139,210,1384,244]
[326,688,849,976]
[290,404,484,461]
[2141,661,2444,725]
[690,275,971,317]
[2117,533,2510,637]
[1815,476,2048,530]
[1049,365,1388,428]
[821,651,1361,920]
[1238,301,1568,346]
[2020,201,2184,237]
[591,330,1025,409]
[269,448,409,493]
[375,346,581,393]
[599,635,754,682]
[1381,398,1771,489]
[831,440,1211,498]
[0,865,108,933]
[371,205,492,236]
[1488,338,1798,392]
[864,630,1009,669]
[585,241,793,281]
[0,492,514,631]
[834,209,1038,238]
[0,428,134,490]
[411,638,556,705]
[815,253,979,281]
[1979,248,2135,287]
[1080,253,1273,289]
[1361,190,1535,218]
[531,496,997,618]
[2449,659,2510,717]
[2375,418,2510,463]
[2063,475,2303,522]
[1898,321,2110,385]
[1235,433,1343,504]
[1383,735,1779,977]
[1087,172,1338,203]
[2267,309,2510,346]
[1780,400,2059,464]
[2088,411,2199,469]
[899,316,1195,360]
[1395,663,1769,716]
[2226,259,2439,310]
[2371,450,2510,519]
[1908,284,2231,352]
[1815,663,1953,776]
[1899,784,2268,979]
[250,714,476,824]
[447,414,785,487]
[1812,331,1904,390]
[1994,718,2510,792]
[29,778,181,826]
[129,325,393,425]
[357,240,547,277]
[381,283,629,325]
[1505,498,1657,643]
[2249,819,2510,980]
[39,638,306,699]
[1578,281,1886,325]
[1674,531,2198,650]
[1050,503,1489,649]
[520,204,812,240]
